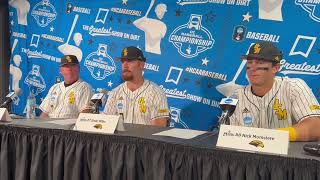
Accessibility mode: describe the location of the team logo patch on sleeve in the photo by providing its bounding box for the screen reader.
[158,109,168,113]
[310,105,320,110]
[68,91,75,104]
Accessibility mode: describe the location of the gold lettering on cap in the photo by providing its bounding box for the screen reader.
[123,48,128,56]
[253,44,261,54]
[66,56,72,63]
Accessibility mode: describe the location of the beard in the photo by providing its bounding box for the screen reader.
[122,70,133,81]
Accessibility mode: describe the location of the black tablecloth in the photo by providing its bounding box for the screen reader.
[0,120,319,180]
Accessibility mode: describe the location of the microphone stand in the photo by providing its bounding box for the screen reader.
[0,98,12,112]
[219,110,231,127]
[91,100,101,114]
[209,110,231,131]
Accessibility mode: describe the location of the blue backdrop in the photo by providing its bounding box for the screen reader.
[8,0,320,130]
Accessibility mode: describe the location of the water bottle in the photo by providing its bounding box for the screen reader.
[26,93,36,119]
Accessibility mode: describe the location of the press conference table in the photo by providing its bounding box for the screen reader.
[0,119,319,180]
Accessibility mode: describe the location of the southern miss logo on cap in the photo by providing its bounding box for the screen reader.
[66,55,72,63]
[274,56,280,62]
[253,44,261,54]
[123,48,128,56]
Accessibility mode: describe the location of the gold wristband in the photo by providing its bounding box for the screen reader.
[277,127,297,142]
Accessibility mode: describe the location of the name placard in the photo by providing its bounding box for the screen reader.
[74,113,120,134]
[0,108,12,122]
[216,125,289,155]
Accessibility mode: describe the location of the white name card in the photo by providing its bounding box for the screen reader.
[74,113,120,134]
[216,125,289,155]
[0,108,12,122]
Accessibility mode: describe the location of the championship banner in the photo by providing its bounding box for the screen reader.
[8,0,320,130]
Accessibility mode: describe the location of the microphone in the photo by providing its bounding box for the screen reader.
[218,94,238,127]
[90,88,108,114]
[0,88,22,108]
[303,143,320,156]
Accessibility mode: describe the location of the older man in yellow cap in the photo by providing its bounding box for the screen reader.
[39,55,93,118]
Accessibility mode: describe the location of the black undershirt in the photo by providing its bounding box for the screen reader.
[64,80,77,87]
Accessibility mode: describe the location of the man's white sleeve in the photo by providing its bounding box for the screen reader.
[229,91,241,126]
[78,84,94,112]
[39,86,54,113]
[291,79,320,122]
[150,89,169,120]
[103,91,117,115]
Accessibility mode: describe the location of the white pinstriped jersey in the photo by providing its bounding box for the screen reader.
[103,80,169,125]
[230,77,320,128]
[39,80,93,118]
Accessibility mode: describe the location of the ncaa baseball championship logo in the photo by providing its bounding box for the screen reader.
[295,0,320,22]
[31,0,57,27]
[169,14,214,58]
[24,64,46,95]
[84,44,116,80]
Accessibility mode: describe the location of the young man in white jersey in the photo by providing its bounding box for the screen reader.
[229,42,320,141]
[103,46,169,127]
[39,55,93,118]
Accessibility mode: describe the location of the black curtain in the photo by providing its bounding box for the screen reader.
[0,0,9,103]
[0,125,319,180]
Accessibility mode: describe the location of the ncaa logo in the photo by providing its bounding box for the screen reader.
[117,103,123,110]
[232,25,246,42]
[224,98,233,104]
[243,116,253,126]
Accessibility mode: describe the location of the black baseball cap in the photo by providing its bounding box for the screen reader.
[241,42,283,63]
[117,46,146,62]
[60,55,79,66]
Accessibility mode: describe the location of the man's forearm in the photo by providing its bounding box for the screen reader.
[293,116,320,141]
[40,112,49,119]
[151,117,168,127]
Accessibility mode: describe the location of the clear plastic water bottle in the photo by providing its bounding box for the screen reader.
[26,93,36,119]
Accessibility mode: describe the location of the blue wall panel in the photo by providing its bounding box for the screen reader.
[8,0,320,130]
